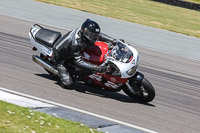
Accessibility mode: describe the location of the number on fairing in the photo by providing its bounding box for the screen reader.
[89,74,119,89]
[105,81,119,89]
[89,74,102,81]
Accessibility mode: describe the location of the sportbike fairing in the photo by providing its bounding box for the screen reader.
[107,41,133,63]
[105,41,139,78]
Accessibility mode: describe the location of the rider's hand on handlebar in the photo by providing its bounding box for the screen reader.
[112,39,125,46]
[119,39,125,43]
[92,65,106,73]
[112,39,117,46]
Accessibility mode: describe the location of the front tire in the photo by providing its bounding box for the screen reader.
[122,78,155,103]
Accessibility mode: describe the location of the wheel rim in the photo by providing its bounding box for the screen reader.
[134,84,149,101]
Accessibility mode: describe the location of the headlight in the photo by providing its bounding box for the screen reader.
[126,65,138,76]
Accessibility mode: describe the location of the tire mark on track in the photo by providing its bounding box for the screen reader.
[0,32,29,43]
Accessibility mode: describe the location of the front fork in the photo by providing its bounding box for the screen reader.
[126,72,144,95]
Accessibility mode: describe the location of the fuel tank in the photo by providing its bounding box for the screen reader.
[81,41,108,65]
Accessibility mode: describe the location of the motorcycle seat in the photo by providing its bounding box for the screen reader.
[35,28,62,47]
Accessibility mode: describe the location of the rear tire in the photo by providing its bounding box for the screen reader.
[122,78,155,103]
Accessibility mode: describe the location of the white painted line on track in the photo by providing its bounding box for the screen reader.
[0,87,158,133]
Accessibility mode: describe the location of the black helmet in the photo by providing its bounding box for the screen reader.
[81,19,101,44]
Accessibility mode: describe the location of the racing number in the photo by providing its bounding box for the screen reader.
[89,74,102,81]
[105,81,119,89]
[89,74,119,89]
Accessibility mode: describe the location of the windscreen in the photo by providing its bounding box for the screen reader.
[107,41,133,63]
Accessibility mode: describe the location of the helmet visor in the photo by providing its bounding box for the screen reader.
[85,29,100,43]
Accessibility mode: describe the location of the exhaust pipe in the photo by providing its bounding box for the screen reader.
[32,55,58,76]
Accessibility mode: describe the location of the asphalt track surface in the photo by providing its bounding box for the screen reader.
[0,13,200,133]
[1,0,200,61]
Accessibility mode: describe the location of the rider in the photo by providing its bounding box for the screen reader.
[52,19,116,89]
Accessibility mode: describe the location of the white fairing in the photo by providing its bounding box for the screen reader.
[106,41,139,78]
[29,26,53,57]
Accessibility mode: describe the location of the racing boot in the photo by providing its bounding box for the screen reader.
[57,64,74,89]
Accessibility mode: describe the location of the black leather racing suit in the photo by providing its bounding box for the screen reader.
[53,27,115,88]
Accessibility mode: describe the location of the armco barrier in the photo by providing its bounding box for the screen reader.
[151,0,200,11]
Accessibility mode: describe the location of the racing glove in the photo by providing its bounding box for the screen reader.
[111,39,118,46]
[112,39,124,46]
[91,65,106,73]
[119,39,125,43]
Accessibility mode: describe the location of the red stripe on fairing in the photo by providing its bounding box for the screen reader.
[129,56,133,61]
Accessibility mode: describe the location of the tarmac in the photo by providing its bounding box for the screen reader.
[0,0,200,61]
[0,87,149,133]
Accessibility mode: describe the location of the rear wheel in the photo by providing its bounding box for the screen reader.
[122,78,155,103]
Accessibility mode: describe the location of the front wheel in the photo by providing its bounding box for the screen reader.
[122,78,155,103]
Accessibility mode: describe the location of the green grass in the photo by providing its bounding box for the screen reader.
[186,0,200,3]
[36,0,200,38]
[0,100,100,133]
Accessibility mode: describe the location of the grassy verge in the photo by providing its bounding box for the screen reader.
[0,100,100,133]
[36,0,200,38]
[186,0,200,3]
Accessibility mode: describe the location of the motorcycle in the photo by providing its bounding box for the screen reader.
[29,24,155,103]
